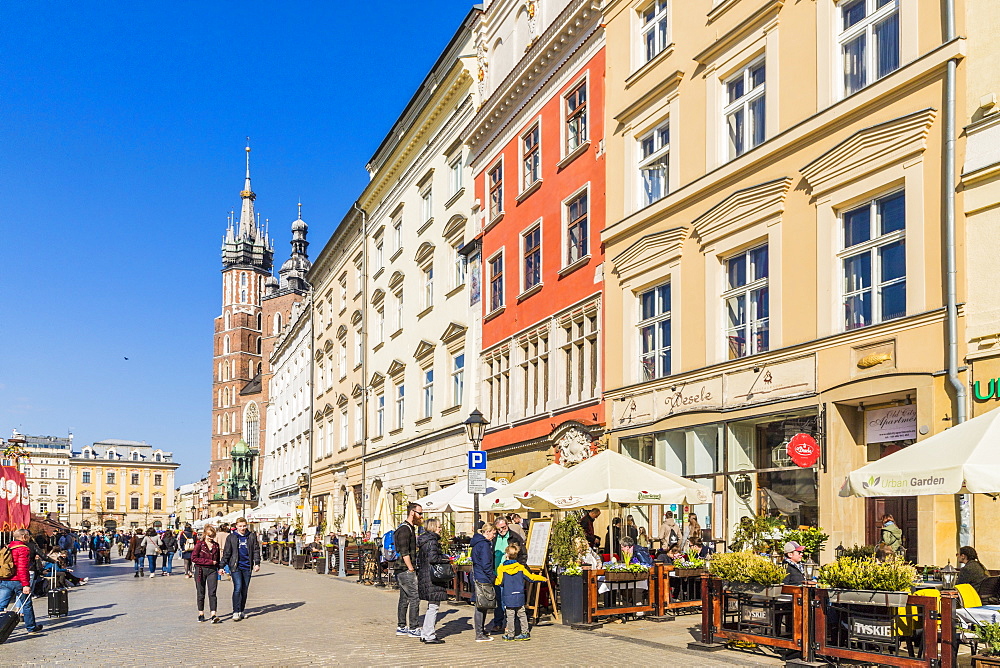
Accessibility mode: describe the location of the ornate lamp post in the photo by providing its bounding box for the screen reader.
[463,409,489,525]
[940,561,959,589]
[834,543,846,560]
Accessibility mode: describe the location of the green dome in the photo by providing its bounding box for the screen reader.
[230,439,251,457]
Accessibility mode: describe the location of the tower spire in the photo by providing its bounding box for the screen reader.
[238,140,256,239]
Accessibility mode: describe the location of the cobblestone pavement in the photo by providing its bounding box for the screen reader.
[0,556,785,667]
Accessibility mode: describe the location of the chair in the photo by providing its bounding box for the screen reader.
[976,576,1000,604]
[956,583,983,608]
[898,588,941,658]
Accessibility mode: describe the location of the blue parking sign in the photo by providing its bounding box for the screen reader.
[468,450,487,470]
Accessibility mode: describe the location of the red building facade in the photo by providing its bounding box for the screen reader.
[466,1,605,480]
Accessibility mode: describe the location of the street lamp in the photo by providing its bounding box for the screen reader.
[834,543,846,560]
[463,409,489,525]
[941,561,959,589]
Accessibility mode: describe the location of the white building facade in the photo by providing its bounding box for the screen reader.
[9,431,72,521]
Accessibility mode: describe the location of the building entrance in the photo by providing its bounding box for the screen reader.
[866,496,917,562]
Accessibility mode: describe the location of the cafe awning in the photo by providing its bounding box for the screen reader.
[840,406,1000,497]
[482,464,571,512]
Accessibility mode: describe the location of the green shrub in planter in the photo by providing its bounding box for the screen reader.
[782,527,829,559]
[840,544,876,560]
[818,557,916,592]
[970,620,1000,657]
[708,551,786,586]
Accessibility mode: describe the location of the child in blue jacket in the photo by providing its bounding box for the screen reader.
[494,544,546,640]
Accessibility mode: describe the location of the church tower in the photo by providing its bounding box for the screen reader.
[210,144,273,512]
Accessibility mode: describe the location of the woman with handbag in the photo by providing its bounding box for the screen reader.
[416,518,452,644]
[142,528,163,578]
[470,522,497,642]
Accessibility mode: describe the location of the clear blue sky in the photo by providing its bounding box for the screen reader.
[0,1,476,485]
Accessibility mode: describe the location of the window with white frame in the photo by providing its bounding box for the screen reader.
[724,59,766,160]
[449,155,462,196]
[638,283,671,381]
[376,393,385,436]
[339,277,347,312]
[839,0,899,97]
[354,325,362,366]
[519,334,549,417]
[452,240,466,289]
[840,190,906,330]
[522,124,540,190]
[316,423,325,457]
[394,287,404,330]
[485,349,511,425]
[421,188,433,223]
[375,236,384,272]
[563,310,599,404]
[566,190,589,265]
[354,401,363,443]
[640,0,669,63]
[422,369,434,418]
[422,265,434,309]
[489,161,504,219]
[376,305,385,344]
[639,121,669,206]
[340,408,349,451]
[723,245,769,360]
[489,252,505,312]
[339,340,347,378]
[393,218,403,253]
[39,502,48,514]
[395,384,405,429]
[565,81,588,153]
[452,353,465,406]
[522,225,541,291]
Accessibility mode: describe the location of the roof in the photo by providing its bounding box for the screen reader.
[240,372,263,396]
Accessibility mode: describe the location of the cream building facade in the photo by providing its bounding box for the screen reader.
[358,7,481,532]
[601,0,973,564]
[9,431,72,521]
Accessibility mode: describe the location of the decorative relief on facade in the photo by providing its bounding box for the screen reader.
[691,177,792,247]
[852,339,896,376]
[610,227,686,283]
[553,427,597,467]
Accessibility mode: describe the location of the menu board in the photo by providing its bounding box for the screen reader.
[525,519,552,568]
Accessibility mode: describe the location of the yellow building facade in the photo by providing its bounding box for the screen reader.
[601,0,979,564]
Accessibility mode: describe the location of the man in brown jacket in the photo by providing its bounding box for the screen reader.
[126,530,146,577]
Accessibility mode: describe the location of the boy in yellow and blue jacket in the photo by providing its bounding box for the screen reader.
[495,544,547,640]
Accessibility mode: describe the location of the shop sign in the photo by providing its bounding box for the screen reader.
[786,434,821,468]
[740,604,772,626]
[850,615,894,641]
[974,378,1000,401]
[724,356,816,407]
[638,492,661,501]
[865,405,917,444]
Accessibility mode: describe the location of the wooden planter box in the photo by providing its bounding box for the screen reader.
[972,656,1000,668]
[673,568,705,578]
[721,581,783,597]
[827,589,909,607]
[604,570,649,582]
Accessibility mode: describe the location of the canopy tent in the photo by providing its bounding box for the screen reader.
[841,407,1000,497]
[193,518,209,530]
[520,449,712,510]
[246,501,297,521]
[341,488,362,536]
[482,464,571,513]
[370,491,396,536]
[416,479,506,513]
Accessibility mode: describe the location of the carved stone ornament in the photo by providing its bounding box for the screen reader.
[554,427,596,467]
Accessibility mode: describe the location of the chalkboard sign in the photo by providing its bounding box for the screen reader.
[525,518,551,568]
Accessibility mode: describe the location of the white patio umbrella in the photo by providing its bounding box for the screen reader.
[246,501,296,521]
[521,449,712,510]
[482,464,571,512]
[341,488,362,536]
[841,406,1000,497]
[416,479,506,513]
[370,491,396,536]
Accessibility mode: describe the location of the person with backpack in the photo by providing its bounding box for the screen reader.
[191,525,223,624]
[160,529,178,576]
[393,502,422,638]
[221,518,261,621]
[179,525,197,578]
[126,529,146,577]
[0,529,42,634]
[494,543,546,641]
[658,511,682,549]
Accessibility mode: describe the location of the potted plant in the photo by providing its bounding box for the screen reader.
[817,557,916,607]
[970,619,1000,667]
[708,551,786,597]
[604,562,651,582]
[730,515,787,553]
[673,553,706,578]
[782,526,829,561]
[549,514,587,625]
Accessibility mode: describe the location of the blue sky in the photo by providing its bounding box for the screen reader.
[0,1,476,485]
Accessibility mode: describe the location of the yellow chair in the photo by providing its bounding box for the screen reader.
[956,583,982,608]
[897,588,941,657]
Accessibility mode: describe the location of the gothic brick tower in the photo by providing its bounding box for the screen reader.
[210,144,273,513]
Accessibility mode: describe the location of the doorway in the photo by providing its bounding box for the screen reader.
[865,497,918,562]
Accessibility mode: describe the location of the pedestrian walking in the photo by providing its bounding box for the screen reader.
[191,525,223,624]
[393,503,422,638]
[416,518,450,645]
[495,544,546,641]
[221,518,260,621]
[179,524,196,578]
[470,522,497,642]
[0,528,43,634]
[142,528,162,578]
[160,529,178,576]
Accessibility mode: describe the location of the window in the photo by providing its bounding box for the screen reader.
[354,326,362,366]
[450,155,462,196]
[376,393,385,436]
[57,485,65,495]
[421,188,433,223]
[375,238,384,271]
[724,245,769,359]
[339,340,347,379]
[566,191,589,265]
[452,353,465,406]
[39,467,47,478]
[563,311,600,404]
[82,471,91,484]
[639,121,670,206]
[452,241,467,289]
[522,225,541,291]
[394,288,404,331]
[839,0,899,97]
[521,124,540,190]
[130,497,140,510]
[486,349,511,425]
[339,277,347,312]
[489,253,505,312]
[488,161,503,219]
[153,497,162,511]
[423,265,434,309]
[395,384,405,429]
[638,283,671,380]
[56,502,65,514]
[154,474,162,486]
[106,496,115,510]
[355,401,363,443]
[57,468,65,479]
[641,0,669,63]
[131,473,139,485]
[39,486,48,496]
[81,496,91,510]
[841,190,906,330]
[376,306,385,344]
[565,82,588,153]
[520,334,550,416]
[130,451,139,461]
[340,408,349,451]
[422,369,434,418]
[107,472,116,485]
[393,218,403,253]
[39,502,48,514]
[724,59,766,160]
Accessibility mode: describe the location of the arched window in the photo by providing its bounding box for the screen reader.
[217,415,222,433]
[224,311,231,330]
[223,336,230,354]
[244,403,260,451]
[256,313,262,330]
[240,272,247,287]
[106,449,115,459]
[130,451,139,461]
[154,452,162,462]
[83,448,92,459]
[248,361,255,377]
[273,313,283,335]
[223,413,230,433]
[257,362,262,375]
[241,289,247,303]
[256,337,262,354]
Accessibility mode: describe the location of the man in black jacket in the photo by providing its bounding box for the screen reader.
[221,518,261,621]
[393,503,423,637]
[781,541,806,585]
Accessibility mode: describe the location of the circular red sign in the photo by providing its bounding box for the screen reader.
[786,433,820,467]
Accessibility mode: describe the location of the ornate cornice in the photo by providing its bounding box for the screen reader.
[692,177,792,246]
[611,227,687,284]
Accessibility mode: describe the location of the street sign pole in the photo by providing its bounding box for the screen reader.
[467,449,488,526]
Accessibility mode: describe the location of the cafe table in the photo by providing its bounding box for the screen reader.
[956,604,1000,627]
[913,579,947,590]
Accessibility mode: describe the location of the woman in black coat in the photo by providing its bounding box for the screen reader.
[470,523,497,642]
[416,519,450,644]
